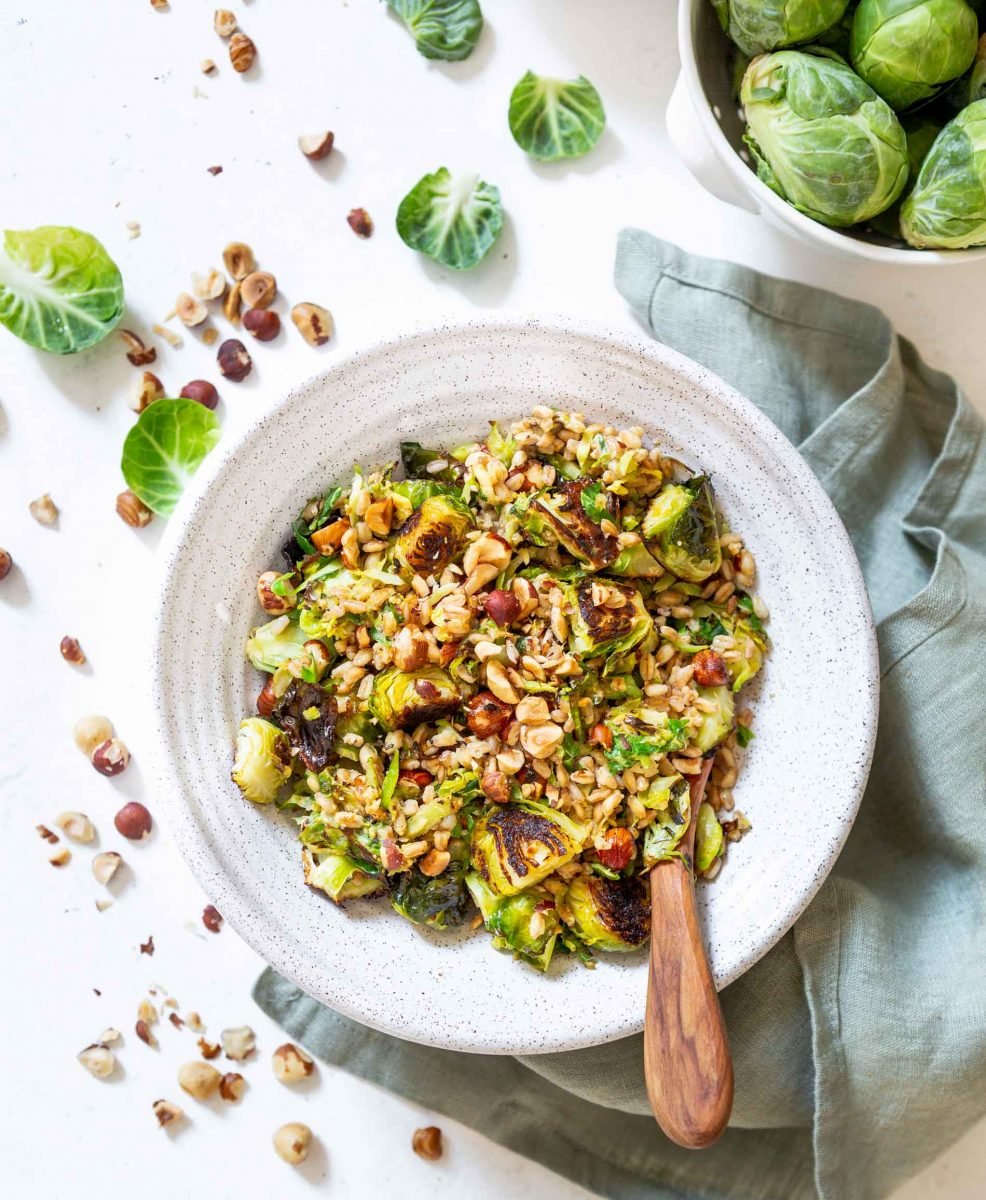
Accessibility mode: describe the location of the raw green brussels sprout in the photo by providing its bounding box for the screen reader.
[695,803,726,873]
[392,840,472,928]
[693,686,736,753]
[470,801,589,896]
[900,100,986,247]
[741,50,909,226]
[569,578,654,659]
[508,72,606,162]
[525,479,621,570]
[711,0,852,56]
[245,614,310,673]
[302,838,385,903]
[644,476,722,582]
[851,0,978,111]
[396,168,503,270]
[369,666,461,732]
[231,717,291,803]
[394,494,473,575]
[564,874,650,952]
[642,782,693,867]
[466,873,561,971]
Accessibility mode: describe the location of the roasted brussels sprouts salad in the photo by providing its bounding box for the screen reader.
[231,408,768,972]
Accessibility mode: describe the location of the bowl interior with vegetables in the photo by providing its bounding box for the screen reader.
[149,319,878,1054]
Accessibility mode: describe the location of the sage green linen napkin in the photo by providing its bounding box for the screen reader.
[255,232,986,1200]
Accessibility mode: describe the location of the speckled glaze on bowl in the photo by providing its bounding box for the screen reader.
[149,318,878,1055]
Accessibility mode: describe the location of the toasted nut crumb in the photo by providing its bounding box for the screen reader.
[223,241,255,280]
[219,1071,246,1101]
[59,636,87,665]
[140,935,155,956]
[114,801,152,841]
[49,847,71,867]
[222,1025,256,1061]
[176,293,208,327]
[222,280,242,325]
[240,270,276,309]
[298,131,334,160]
[228,31,256,71]
[192,268,226,300]
[180,379,220,410]
[419,848,451,877]
[0,549,11,580]
[92,738,130,777]
[202,904,223,932]
[273,1122,312,1165]
[29,493,58,525]
[412,1126,443,1161]
[201,58,217,75]
[150,0,169,9]
[169,1011,184,1029]
[78,1044,116,1078]
[207,165,223,176]
[214,8,237,37]
[138,998,158,1025]
[131,370,165,413]
[217,337,252,381]
[92,851,123,885]
[73,715,113,756]
[256,570,293,615]
[521,721,564,760]
[153,1098,184,1128]
[120,329,156,365]
[178,1060,221,1100]
[198,1037,221,1059]
[135,1018,156,1046]
[291,302,333,346]
[126,220,141,239]
[95,898,113,911]
[152,322,183,348]
[186,1012,204,1032]
[480,770,510,804]
[243,308,280,341]
[272,1042,314,1084]
[56,811,94,843]
[485,660,520,705]
[36,824,59,844]
[347,208,373,238]
[100,1028,121,1044]
[116,490,154,528]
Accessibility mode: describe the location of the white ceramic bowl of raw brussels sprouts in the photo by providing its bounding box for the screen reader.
[671,0,986,263]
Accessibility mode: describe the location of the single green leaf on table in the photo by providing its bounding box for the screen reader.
[121,398,221,516]
[0,225,124,354]
[508,71,606,161]
[385,0,483,61]
[396,168,503,270]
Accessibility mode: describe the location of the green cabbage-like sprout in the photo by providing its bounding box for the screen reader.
[901,99,986,247]
[508,72,606,161]
[396,167,503,270]
[712,0,851,57]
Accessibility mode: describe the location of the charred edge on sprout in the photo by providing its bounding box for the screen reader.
[483,808,571,885]
[587,875,650,946]
[576,579,638,645]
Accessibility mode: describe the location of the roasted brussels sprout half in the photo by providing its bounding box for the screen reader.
[524,479,620,570]
[394,494,473,576]
[564,873,650,952]
[399,441,465,484]
[695,803,725,873]
[466,873,562,971]
[641,783,692,867]
[741,50,909,227]
[272,681,338,772]
[711,0,852,57]
[391,478,458,518]
[231,717,291,803]
[369,666,462,732]
[851,0,978,111]
[569,578,654,659]
[245,614,310,673]
[302,841,384,903]
[693,686,736,753]
[470,801,589,896]
[642,481,700,540]
[645,477,722,583]
[608,540,667,578]
[391,839,472,928]
[901,100,986,247]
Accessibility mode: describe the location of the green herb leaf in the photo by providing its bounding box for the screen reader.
[381,750,400,810]
[396,168,503,271]
[293,520,316,557]
[308,487,344,533]
[386,0,483,61]
[579,480,610,524]
[606,721,689,773]
[736,725,755,748]
[508,71,606,162]
[736,593,764,632]
[120,398,220,516]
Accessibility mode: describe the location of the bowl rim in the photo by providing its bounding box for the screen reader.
[677,0,986,266]
[148,314,879,1052]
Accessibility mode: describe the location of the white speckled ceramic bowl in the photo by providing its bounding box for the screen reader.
[150,318,878,1054]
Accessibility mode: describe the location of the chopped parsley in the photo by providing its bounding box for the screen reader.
[736,593,764,633]
[308,486,344,533]
[580,480,611,524]
[736,725,755,748]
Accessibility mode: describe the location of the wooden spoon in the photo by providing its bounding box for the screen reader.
[643,757,733,1148]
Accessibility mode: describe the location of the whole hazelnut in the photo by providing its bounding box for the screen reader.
[291,302,333,347]
[92,738,131,777]
[202,904,223,932]
[298,131,334,161]
[78,1044,116,1079]
[412,1125,443,1161]
[55,811,95,843]
[153,1098,185,1128]
[219,1072,245,1101]
[178,1060,222,1101]
[176,292,208,327]
[272,1042,315,1084]
[243,308,280,342]
[465,691,513,739]
[257,570,294,614]
[693,648,730,688]
[0,549,11,580]
[222,241,255,281]
[240,270,276,309]
[73,715,114,756]
[180,380,220,410]
[257,679,277,717]
[214,8,237,37]
[346,208,373,238]
[480,770,510,804]
[92,851,123,886]
[60,636,87,665]
[29,493,58,526]
[114,801,152,841]
[116,490,154,528]
[217,338,252,381]
[273,1122,313,1165]
[483,589,521,627]
[131,371,165,413]
[228,31,256,72]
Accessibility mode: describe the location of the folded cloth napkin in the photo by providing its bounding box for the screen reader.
[255,232,986,1200]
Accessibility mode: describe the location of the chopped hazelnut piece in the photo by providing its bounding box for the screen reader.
[272,1042,315,1084]
[219,1071,245,1101]
[201,58,217,75]
[78,1044,116,1078]
[55,811,95,843]
[298,131,334,161]
[178,1060,221,1100]
[49,847,71,867]
[131,370,165,413]
[347,208,374,238]
[192,268,226,300]
[291,302,333,346]
[273,1122,312,1165]
[29,493,58,526]
[59,636,87,665]
[412,1126,443,1161]
[116,490,153,528]
[153,1098,184,1128]
[221,1025,256,1061]
[120,329,156,365]
[176,293,209,327]
[214,8,237,37]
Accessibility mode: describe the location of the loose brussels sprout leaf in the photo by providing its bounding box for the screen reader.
[507,72,606,162]
[604,704,690,772]
[302,844,384,903]
[272,680,338,772]
[693,685,735,753]
[851,0,978,111]
[245,614,310,673]
[396,168,503,270]
[0,225,124,354]
[392,840,472,927]
[526,479,620,570]
[394,494,473,575]
[711,0,852,57]
[695,802,725,873]
[648,477,722,583]
[741,50,909,227]
[231,718,291,803]
[405,795,453,837]
[369,665,461,731]
[569,578,653,659]
[641,773,686,811]
[565,874,649,952]
[399,441,465,484]
[642,784,692,867]
[608,541,666,578]
[466,873,561,971]
[485,423,518,467]
[901,100,986,247]
[121,398,221,516]
[470,801,589,896]
[386,0,483,61]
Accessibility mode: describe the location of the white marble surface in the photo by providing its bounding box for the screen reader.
[1,1,983,1196]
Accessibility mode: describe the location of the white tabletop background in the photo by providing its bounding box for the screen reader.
[1,1,983,1196]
